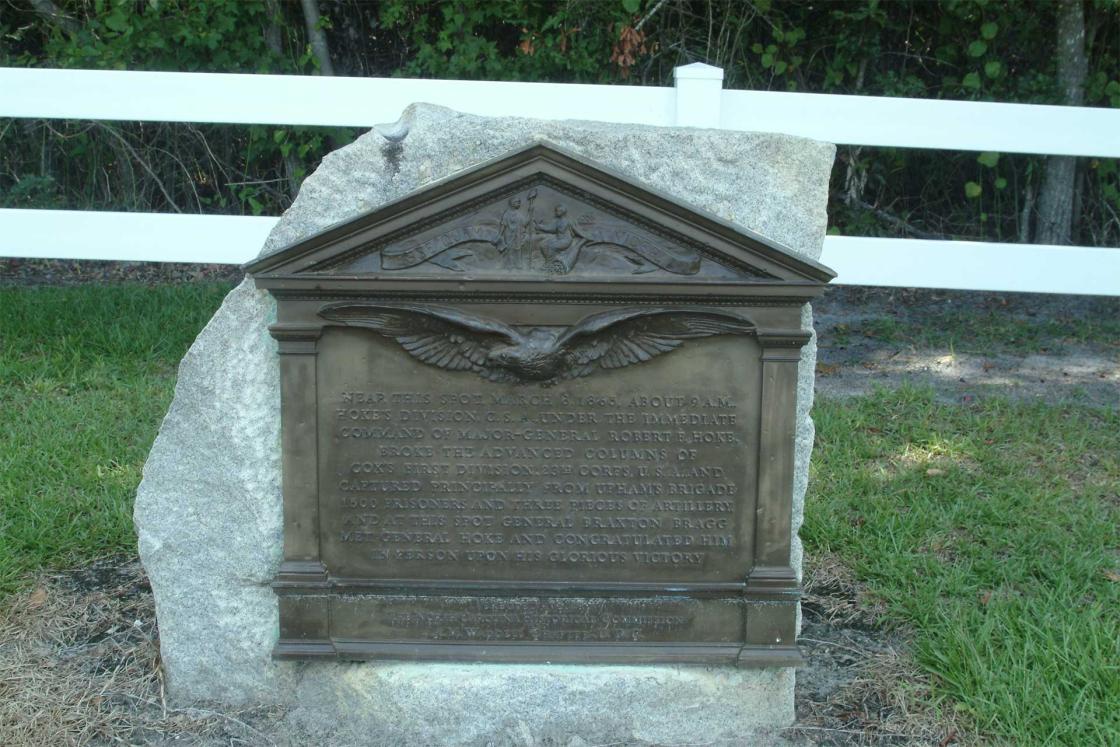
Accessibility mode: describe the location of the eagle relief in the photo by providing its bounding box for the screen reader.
[319,302,755,384]
[379,186,703,276]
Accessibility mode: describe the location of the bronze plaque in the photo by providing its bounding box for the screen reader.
[247,143,833,666]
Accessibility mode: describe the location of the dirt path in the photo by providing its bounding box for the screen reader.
[815,287,1119,408]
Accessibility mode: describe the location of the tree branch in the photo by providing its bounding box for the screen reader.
[95,123,182,213]
[29,0,81,36]
[635,0,669,32]
[858,200,945,241]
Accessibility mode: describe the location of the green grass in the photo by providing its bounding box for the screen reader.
[837,304,1120,355]
[804,389,1120,744]
[1,284,1117,743]
[0,283,233,594]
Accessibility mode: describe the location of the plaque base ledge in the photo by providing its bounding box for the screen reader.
[273,639,803,668]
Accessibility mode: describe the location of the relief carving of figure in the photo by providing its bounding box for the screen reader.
[495,196,531,269]
[535,204,587,275]
[379,186,705,277]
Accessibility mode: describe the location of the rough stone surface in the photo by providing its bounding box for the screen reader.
[286,664,796,745]
[134,103,834,744]
[134,279,295,701]
[256,104,833,261]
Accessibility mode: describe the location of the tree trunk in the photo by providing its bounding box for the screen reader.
[843,59,869,209]
[299,0,335,76]
[1034,0,1087,245]
[29,0,80,36]
[1018,180,1036,244]
[263,0,285,61]
[263,0,301,200]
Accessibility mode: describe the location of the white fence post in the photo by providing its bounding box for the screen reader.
[673,63,724,128]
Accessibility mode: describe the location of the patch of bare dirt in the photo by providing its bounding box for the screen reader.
[0,258,241,286]
[815,287,1119,408]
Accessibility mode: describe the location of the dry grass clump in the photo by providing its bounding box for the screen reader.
[802,552,888,630]
[792,553,972,746]
[799,647,970,746]
[0,557,277,746]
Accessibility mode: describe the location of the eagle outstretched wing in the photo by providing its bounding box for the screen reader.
[318,302,523,381]
[554,308,755,380]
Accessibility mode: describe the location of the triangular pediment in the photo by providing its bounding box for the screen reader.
[246,143,834,287]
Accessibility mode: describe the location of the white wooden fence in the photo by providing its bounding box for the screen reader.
[2,63,1118,295]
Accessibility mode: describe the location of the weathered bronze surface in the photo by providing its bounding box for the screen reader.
[247,143,834,666]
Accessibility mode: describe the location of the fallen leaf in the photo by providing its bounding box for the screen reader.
[1104,570,1120,583]
[815,362,839,376]
[926,468,946,477]
[979,590,992,606]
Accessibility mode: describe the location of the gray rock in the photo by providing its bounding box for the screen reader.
[134,278,296,702]
[257,104,832,261]
[134,102,834,744]
[284,664,796,746]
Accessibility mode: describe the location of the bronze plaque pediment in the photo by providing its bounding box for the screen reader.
[247,143,833,666]
[247,143,832,290]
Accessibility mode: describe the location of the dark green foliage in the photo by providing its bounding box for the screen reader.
[379,1,631,82]
[33,0,278,72]
[0,1,1117,243]
[0,0,358,218]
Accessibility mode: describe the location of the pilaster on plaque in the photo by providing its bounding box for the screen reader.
[754,330,810,569]
[741,563,801,665]
[270,324,333,659]
[745,565,800,598]
[738,330,810,668]
[269,323,323,574]
[271,323,323,355]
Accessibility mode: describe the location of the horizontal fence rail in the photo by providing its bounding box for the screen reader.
[1,65,1117,294]
[4,209,1117,296]
[4,66,1118,156]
